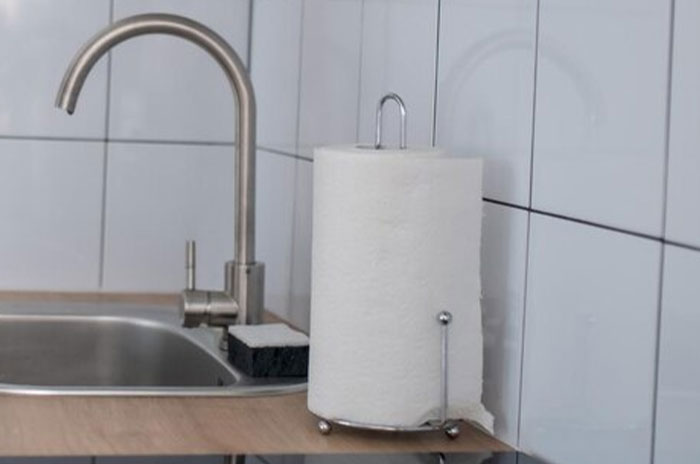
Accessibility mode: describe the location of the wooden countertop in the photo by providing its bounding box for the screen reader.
[0,292,509,456]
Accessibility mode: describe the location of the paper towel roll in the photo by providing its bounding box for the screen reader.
[308,145,493,431]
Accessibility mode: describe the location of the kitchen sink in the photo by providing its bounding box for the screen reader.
[0,301,306,396]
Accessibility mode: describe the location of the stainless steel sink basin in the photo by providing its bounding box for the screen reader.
[0,301,306,396]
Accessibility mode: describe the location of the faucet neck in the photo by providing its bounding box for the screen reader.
[56,13,257,265]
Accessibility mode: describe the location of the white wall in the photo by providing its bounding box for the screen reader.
[250,0,700,463]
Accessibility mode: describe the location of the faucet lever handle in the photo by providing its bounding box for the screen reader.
[185,240,196,290]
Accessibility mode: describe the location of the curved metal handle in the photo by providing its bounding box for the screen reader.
[374,92,407,149]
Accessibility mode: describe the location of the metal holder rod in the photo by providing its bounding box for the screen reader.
[374,92,407,150]
[316,310,460,439]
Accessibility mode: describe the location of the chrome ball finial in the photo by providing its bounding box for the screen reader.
[437,311,452,325]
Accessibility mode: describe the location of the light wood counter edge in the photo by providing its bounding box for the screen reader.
[0,291,510,456]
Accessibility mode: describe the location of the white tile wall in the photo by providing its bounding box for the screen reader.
[436,0,538,206]
[520,215,660,464]
[250,1,698,459]
[0,0,110,138]
[531,0,670,235]
[357,0,438,148]
[297,0,363,158]
[256,150,297,317]
[101,142,234,292]
[481,203,529,445]
[251,0,304,154]
[665,0,700,248]
[0,140,103,291]
[0,0,259,294]
[110,0,250,142]
[102,144,295,312]
[654,245,700,463]
[287,158,313,331]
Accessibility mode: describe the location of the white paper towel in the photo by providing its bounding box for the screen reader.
[307,145,493,431]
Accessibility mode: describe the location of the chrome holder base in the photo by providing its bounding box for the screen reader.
[316,418,460,439]
[316,310,459,439]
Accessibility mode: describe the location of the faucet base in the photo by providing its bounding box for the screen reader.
[226,261,265,325]
[180,289,238,328]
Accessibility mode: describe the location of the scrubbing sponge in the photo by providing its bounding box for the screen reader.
[227,323,309,377]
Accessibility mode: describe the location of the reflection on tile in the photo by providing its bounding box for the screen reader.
[297,0,363,158]
[357,0,438,148]
[0,139,103,290]
[531,0,670,234]
[102,142,234,292]
[481,203,528,446]
[436,0,537,206]
[110,0,250,142]
[251,0,304,154]
[665,0,700,248]
[0,0,109,138]
[521,214,659,464]
[655,245,700,463]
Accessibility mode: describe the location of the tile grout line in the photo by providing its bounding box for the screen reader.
[354,0,366,144]
[485,197,700,253]
[287,0,308,315]
[650,1,677,462]
[293,0,307,159]
[0,133,238,147]
[259,145,312,162]
[485,198,660,242]
[515,209,533,450]
[518,0,541,443]
[649,244,667,464]
[527,0,542,210]
[430,0,443,147]
[245,0,254,71]
[659,0,676,242]
[98,0,116,290]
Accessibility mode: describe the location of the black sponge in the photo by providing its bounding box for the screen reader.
[227,323,309,377]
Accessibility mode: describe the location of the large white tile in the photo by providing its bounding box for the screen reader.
[665,0,700,248]
[287,158,313,331]
[520,215,660,464]
[102,142,234,292]
[110,0,250,142]
[436,0,537,206]
[0,140,103,290]
[481,203,528,446]
[256,150,296,317]
[0,0,109,138]
[654,245,700,463]
[297,0,363,158]
[357,0,438,148]
[531,0,670,235]
[102,144,294,312]
[251,0,303,154]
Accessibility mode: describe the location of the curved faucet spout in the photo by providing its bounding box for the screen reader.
[56,13,257,266]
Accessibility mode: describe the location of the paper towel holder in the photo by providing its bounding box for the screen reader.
[374,92,407,150]
[316,310,461,439]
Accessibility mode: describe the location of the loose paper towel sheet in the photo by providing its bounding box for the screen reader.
[308,145,493,431]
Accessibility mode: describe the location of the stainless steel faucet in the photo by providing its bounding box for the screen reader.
[56,13,264,328]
